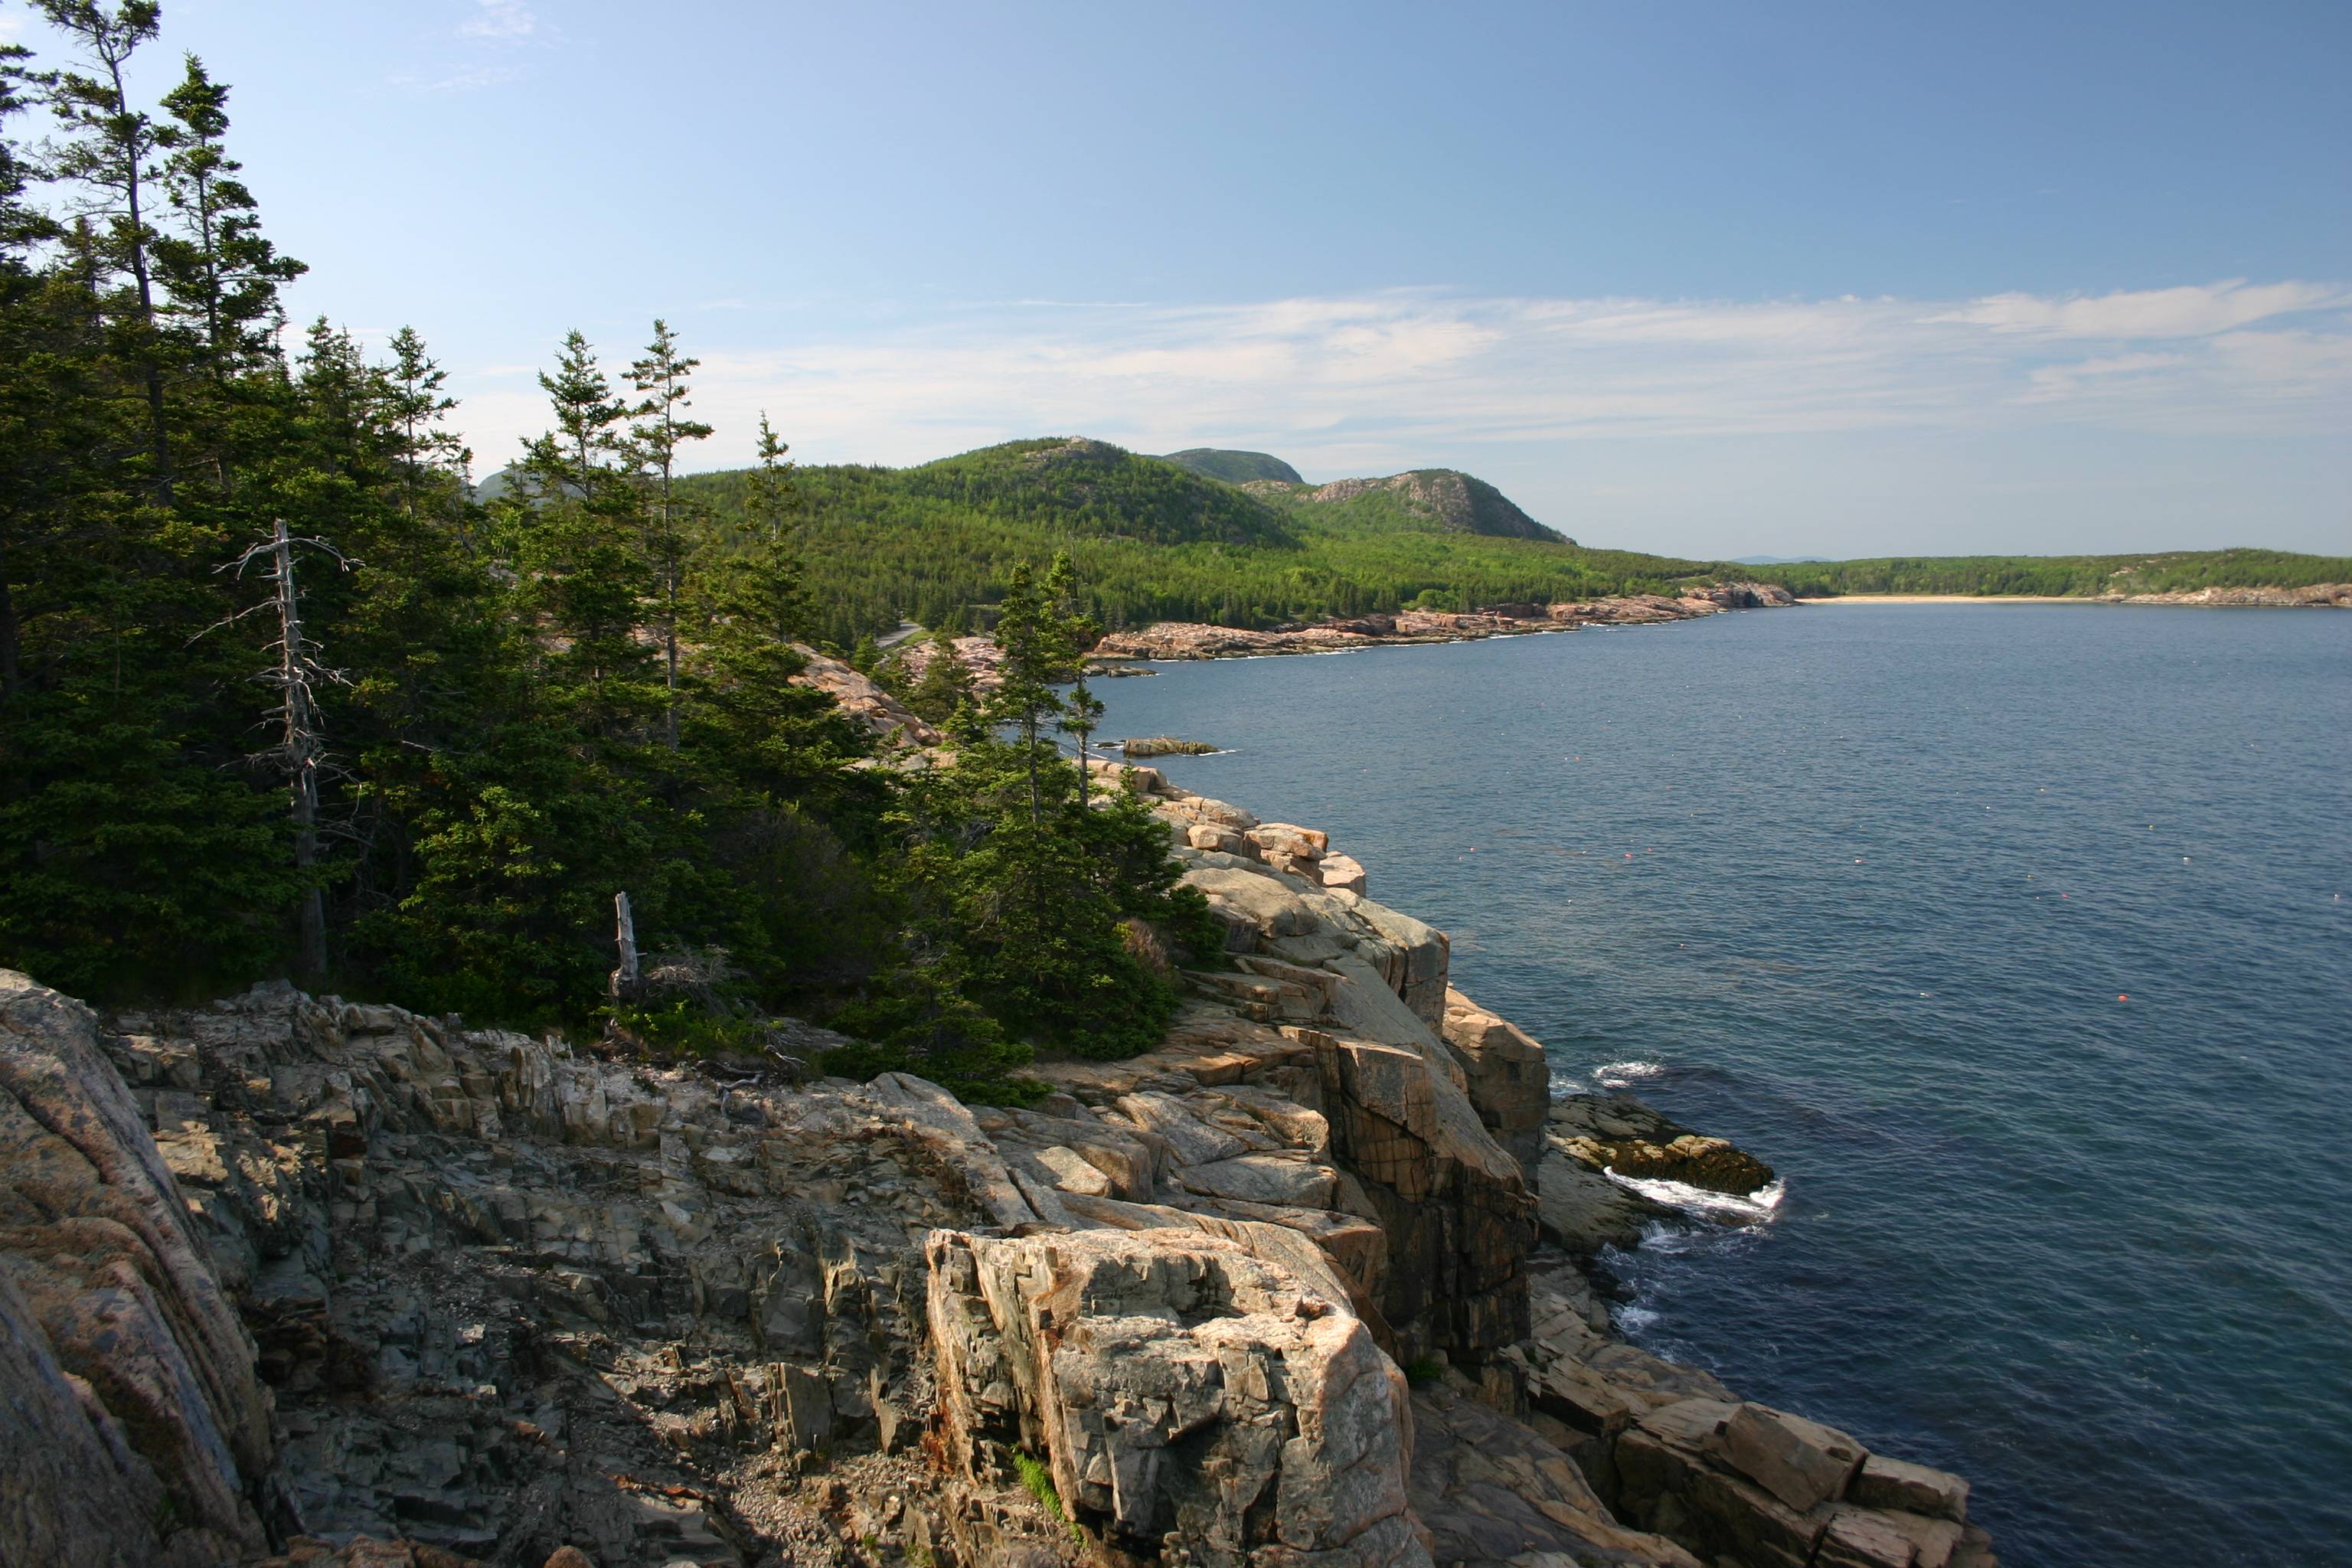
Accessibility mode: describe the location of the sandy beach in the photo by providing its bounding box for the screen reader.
[1798,593,2103,605]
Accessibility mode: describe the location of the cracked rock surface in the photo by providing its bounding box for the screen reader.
[2,758,1988,1568]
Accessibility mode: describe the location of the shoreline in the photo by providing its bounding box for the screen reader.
[1801,590,2352,606]
[1089,586,1796,665]
[1092,759,1998,1566]
[0,727,1998,1568]
[1085,580,2349,668]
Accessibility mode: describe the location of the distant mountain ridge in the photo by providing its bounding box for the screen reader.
[626,436,2342,646]
[1157,448,1303,485]
[1287,469,1566,544]
[1159,447,1567,544]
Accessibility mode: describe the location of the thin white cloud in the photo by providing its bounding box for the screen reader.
[1929,279,2346,338]
[388,63,525,96]
[450,281,2352,476]
[387,0,550,95]
[458,1,536,41]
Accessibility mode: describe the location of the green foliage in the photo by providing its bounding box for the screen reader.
[672,440,2348,648]
[1155,447,1304,485]
[819,557,1220,1099]
[904,626,975,725]
[1013,1449,1081,1542]
[605,995,771,1060]
[675,439,1718,648]
[0,12,1222,1110]
[1772,547,2352,599]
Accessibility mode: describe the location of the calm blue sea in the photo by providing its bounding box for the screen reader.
[1089,605,2352,1568]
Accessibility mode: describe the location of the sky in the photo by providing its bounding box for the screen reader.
[8,0,2348,560]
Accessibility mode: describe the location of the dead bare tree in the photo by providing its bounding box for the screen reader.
[210,518,352,979]
[610,891,640,1000]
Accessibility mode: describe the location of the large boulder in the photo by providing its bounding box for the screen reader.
[1536,1149,1678,1254]
[926,1226,1430,1568]
[0,970,276,1568]
[1548,1094,1775,1195]
[1440,988,1550,1181]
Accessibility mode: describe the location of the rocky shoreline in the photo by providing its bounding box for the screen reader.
[1088,586,1799,663]
[1,761,1991,1568]
[1801,584,2350,607]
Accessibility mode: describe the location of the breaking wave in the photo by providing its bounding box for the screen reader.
[1608,1171,1788,1226]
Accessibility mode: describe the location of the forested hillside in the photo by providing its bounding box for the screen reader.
[1158,446,1303,484]
[0,8,1208,1097]
[675,438,1717,646]
[671,439,2346,647]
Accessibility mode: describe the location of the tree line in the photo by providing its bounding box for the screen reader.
[0,3,1212,1097]
[1770,548,2352,599]
[672,443,1717,649]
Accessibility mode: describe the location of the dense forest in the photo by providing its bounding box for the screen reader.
[0,4,1212,1098]
[673,439,1722,648]
[4,7,2341,1095]
[667,443,2346,648]
[1766,548,2352,599]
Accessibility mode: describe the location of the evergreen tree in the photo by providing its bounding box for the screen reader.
[154,53,303,376]
[0,9,1225,1096]
[380,325,469,520]
[34,0,177,494]
[866,554,1215,1071]
[906,626,975,724]
[626,319,711,749]
[502,330,656,740]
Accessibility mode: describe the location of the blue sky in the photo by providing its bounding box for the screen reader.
[10,0,2347,558]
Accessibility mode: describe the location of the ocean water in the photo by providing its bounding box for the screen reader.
[1089,605,2352,1567]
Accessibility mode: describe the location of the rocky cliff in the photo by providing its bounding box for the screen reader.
[1291,471,1566,544]
[2107,583,2350,606]
[1,760,1987,1568]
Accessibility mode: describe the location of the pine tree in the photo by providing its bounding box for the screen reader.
[154,54,303,377]
[381,325,468,521]
[34,1,177,494]
[626,320,711,749]
[503,331,655,740]
[906,626,975,724]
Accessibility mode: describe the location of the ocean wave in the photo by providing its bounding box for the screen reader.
[1592,1059,1668,1088]
[1609,1171,1788,1226]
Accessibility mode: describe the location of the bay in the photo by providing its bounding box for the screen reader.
[1090,604,2352,1567]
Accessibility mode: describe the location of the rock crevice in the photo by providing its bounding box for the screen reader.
[0,763,1989,1568]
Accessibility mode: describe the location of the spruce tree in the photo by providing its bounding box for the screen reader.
[154,54,303,376]
[626,319,711,749]
[34,1,176,493]
[381,325,468,521]
[504,331,656,740]
[906,626,975,724]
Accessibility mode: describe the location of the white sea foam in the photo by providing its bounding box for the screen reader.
[1615,1304,1661,1331]
[1592,1059,1667,1088]
[1609,1171,1788,1226]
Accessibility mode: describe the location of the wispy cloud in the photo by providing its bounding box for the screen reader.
[451,280,2352,476]
[387,62,526,96]
[387,0,550,96]
[458,0,536,41]
[1929,279,2348,338]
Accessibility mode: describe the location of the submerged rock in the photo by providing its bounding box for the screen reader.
[1548,1093,1776,1195]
